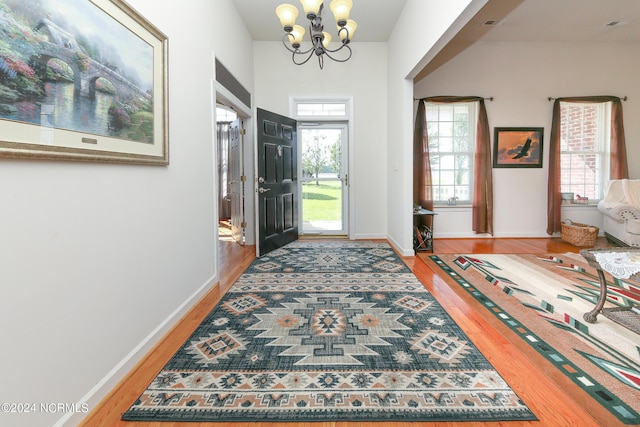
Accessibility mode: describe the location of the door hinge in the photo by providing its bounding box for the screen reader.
[240,221,247,228]
[240,175,247,182]
[240,128,247,135]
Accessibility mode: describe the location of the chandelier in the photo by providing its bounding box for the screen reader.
[275,0,357,69]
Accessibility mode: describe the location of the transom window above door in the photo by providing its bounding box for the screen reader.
[295,102,347,118]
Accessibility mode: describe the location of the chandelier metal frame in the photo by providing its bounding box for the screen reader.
[276,1,356,69]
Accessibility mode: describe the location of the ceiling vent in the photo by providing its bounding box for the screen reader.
[605,21,622,27]
[483,19,500,26]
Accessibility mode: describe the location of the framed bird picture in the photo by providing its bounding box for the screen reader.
[493,127,544,168]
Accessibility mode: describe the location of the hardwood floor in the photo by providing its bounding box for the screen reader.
[431,236,614,253]
[80,237,621,427]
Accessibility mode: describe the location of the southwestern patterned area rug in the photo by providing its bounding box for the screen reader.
[123,241,536,422]
[423,253,640,425]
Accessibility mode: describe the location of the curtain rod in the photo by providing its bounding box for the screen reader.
[414,97,494,101]
[547,96,628,101]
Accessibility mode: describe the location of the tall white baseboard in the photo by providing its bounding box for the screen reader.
[387,235,413,257]
[353,232,387,240]
[55,276,219,427]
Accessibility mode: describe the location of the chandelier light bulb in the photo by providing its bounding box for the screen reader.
[276,4,299,31]
[289,25,306,48]
[299,0,323,19]
[329,0,352,26]
[339,19,357,42]
[322,32,332,49]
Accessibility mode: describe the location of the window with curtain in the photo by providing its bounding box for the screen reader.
[426,102,477,204]
[547,96,626,234]
[560,101,610,202]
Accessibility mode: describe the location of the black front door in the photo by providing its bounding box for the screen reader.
[256,108,298,256]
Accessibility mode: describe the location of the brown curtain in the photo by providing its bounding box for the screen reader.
[546,96,628,234]
[413,100,433,211]
[414,96,493,234]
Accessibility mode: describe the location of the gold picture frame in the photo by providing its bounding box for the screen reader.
[0,0,168,165]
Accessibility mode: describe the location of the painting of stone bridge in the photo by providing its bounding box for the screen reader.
[0,0,158,147]
[33,18,151,105]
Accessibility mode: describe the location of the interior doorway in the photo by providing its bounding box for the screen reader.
[216,104,249,246]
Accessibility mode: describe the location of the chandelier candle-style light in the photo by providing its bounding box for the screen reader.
[275,0,357,69]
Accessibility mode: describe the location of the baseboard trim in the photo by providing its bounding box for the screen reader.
[387,235,413,257]
[55,274,220,427]
[354,232,387,240]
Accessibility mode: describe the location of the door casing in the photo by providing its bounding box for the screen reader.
[289,95,355,239]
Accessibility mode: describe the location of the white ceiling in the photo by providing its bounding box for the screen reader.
[231,0,640,44]
[478,0,640,43]
[231,0,407,42]
[231,0,640,78]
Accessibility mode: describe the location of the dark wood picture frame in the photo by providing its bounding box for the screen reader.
[493,127,544,168]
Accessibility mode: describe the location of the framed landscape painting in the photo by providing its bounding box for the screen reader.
[0,0,168,165]
[493,127,544,168]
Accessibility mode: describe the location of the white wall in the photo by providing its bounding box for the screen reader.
[0,1,254,426]
[414,41,640,238]
[211,0,257,246]
[253,42,389,240]
[386,0,483,254]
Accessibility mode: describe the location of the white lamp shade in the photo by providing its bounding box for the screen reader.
[339,19,357,41]
[300,0,323,17]
[276,4,298,29]
[322,32,332,49]
[330,0,352,24]
[289,25,306,47]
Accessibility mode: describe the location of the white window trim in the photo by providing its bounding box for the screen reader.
[559,101,611,203]
[426,101,477,207]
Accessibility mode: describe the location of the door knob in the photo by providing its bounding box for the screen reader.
[258,187,271,193]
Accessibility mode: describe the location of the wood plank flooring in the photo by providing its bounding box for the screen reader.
[80,237,621,427]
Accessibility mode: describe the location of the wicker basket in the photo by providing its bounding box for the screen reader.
[561,220,599,247]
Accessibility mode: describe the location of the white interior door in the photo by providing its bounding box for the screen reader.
[229,118,245,245]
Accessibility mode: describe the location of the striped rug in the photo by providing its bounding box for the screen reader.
[423,252,640,425]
